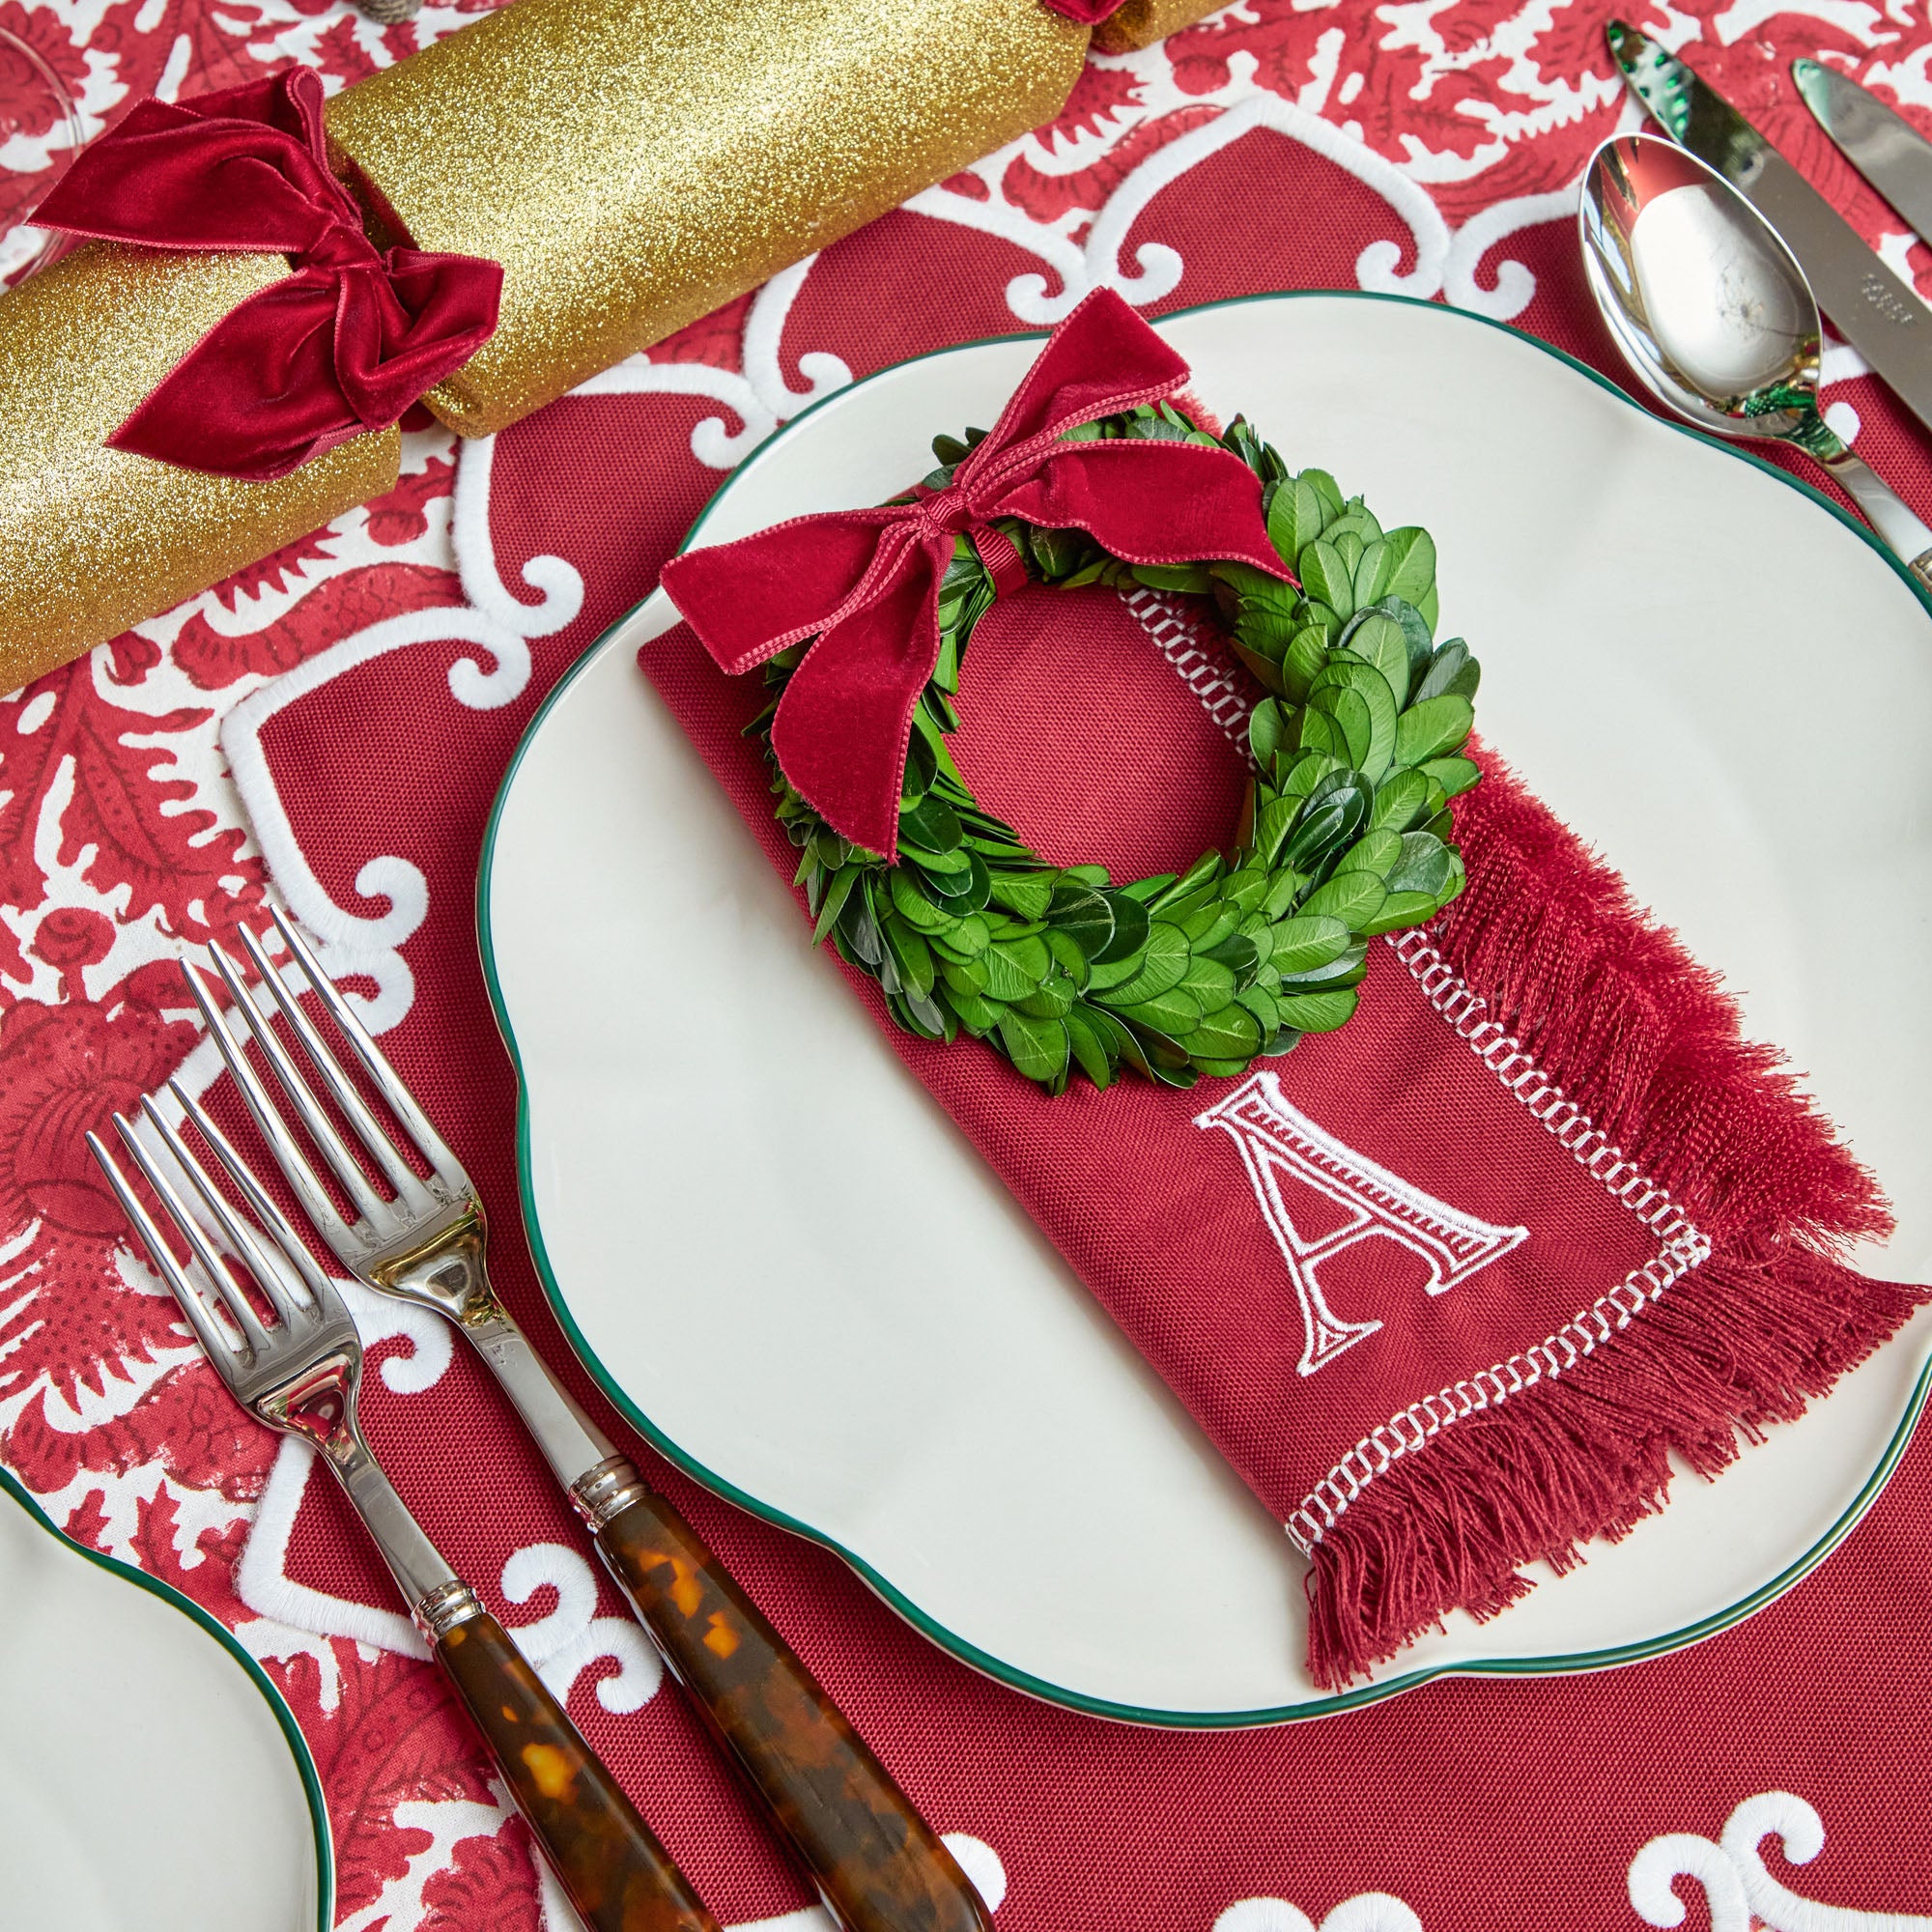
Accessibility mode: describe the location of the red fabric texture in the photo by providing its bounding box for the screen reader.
[32,69,499,479]
[1038,0,1133,20]
[658,290,1286,858]
[641,559,1922,1688]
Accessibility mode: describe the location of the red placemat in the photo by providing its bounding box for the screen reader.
[6,6,1932,1928]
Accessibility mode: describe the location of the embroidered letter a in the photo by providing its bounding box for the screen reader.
[1196,1071,1527,1377]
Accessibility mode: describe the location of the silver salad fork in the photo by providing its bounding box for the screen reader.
[173,908,991,1932]
[88,1106,718,1932]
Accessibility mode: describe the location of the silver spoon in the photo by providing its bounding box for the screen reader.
[1579,130,1932,590]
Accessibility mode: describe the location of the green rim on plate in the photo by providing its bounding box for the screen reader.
[0,1463,333,1923]
[477,288,1932,1726]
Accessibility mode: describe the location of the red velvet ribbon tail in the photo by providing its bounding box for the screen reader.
[767,541,950,860]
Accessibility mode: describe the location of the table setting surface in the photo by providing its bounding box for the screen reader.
[5,3,1932,1930]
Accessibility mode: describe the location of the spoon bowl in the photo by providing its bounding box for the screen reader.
[1579,130,1932,587]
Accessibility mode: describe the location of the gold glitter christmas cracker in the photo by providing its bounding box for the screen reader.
[0,242,397,694]
[0,0,1226,692]
[325,0,1091,437]
[327,0,1232,435]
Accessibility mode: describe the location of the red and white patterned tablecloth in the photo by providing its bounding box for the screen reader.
[6,5,1932,1928]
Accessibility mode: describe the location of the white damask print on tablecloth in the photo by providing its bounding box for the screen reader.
[1629,1792,1932,1932]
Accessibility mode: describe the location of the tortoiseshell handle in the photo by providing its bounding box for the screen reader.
[596,1492,992,1932]
[436,1609,720,1932]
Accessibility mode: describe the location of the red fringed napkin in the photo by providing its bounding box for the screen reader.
[641,573,1921,1690]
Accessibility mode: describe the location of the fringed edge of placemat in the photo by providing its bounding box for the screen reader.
[1301,743,1926,1690]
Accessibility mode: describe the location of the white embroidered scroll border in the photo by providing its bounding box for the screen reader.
[1282,930,1714,1554]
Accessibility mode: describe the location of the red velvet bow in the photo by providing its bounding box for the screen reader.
[661,289,1290,860]
[32,70,500,480]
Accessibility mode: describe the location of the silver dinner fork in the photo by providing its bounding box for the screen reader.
[174,909,991,1932]
[87,1108,718,1932]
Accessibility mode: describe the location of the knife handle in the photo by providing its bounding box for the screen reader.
[430,1595,720,1932]
[586,1482,991,1932]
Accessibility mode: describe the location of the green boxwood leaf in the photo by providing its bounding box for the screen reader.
[1045,880,1115,957]
[1311,685,1373,771]
[1016,972,1076,1019]
[890,867,951,932]
[1420,754,1481,800]
[998,1009,1069,1084]
[1336,611,1410,708]
[1297,539,1354,620]
[1090,891,1149,966]
[1353,536,1398,607]
[942,985,1002,1033]
[881,920,935,1000]
[1275,626,1327,703]
[1384,831,1453,899]
[1250,697,1287,769]
[811,865,861,944]
[1253,794,1300,867]
[1414,639,1480,703]
[1269,914,1351,974]
[1394,694,1474,768]
[1179,955,1237,1002]
[1276,987,1359,1032]
[1336,827,1402,877]
[1092,920,1188,1006]
[1298,870,1386,927]
[1189,1001,1264,1060]
[1369,767,1431,833]
[1303,469,1346,522]
[1311,661,1398,779]
[987,870,1054,920]
[1112,986,1202,1038]
[1359,889,1443,935]
[1322,503,1382,547]
[1232,639,1290,696]
[982,943,1044,1002]
[1267,476,1327,564]
[1283,771,1373,869]
[1065,1010,1115,1089]
[1379,527,1435,606]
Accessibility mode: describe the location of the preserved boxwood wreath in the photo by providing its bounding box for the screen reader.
[753,404,1483,1094]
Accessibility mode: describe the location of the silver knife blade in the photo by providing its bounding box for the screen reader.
[1793,57,1932,243]
[1606,20,1932,438]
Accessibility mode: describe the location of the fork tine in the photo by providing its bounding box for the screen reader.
[182,950,380,1240]
[267,907,466,1187]
[166,1078,336,1311]
[235,923,429,1206]
[88,1130,242,1369]
[201,940,394,1229]
[110,1113,272,1358]
[139,1093,308,1328]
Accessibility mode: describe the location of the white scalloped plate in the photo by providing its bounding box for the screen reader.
[481,293,1932,1723]
[0,1467,327,1926]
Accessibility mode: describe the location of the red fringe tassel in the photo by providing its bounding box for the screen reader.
[1303,745,1925,1690]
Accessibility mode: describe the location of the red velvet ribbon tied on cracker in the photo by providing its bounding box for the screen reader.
[33,70,500,481]
[660,289,1289,860]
